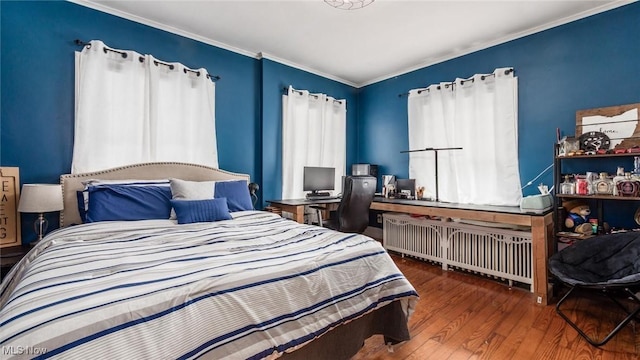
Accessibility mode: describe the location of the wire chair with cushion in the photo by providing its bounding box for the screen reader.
[314,175,376,234]
[548,231,640,346]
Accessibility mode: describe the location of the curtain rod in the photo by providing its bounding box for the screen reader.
[74,39,220,81]
[397,68,514,97]
[282,86,344,105]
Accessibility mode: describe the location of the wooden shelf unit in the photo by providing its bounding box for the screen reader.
[556,152,640,160]
[553,144,640,241]
[556,194,640,201]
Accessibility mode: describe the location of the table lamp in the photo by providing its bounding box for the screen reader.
[18,184,64,243]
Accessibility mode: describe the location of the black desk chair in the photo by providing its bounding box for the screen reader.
[549,232,640,346]
[314,175,376,234]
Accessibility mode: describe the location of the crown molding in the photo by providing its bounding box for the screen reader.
[68,0,258,59]
[70,0,357,87]
[259,53,358,88]
[69,0,635,89]
[359,0,635,87]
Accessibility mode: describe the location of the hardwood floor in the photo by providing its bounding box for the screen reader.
[354,254,639,360]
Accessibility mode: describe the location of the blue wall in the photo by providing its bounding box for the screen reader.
[2,1,639,241]
[358,2,640,227]
[0,1,358,242]
[1,1,261,184]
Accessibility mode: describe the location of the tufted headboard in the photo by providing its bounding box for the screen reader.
[59,162,250,227]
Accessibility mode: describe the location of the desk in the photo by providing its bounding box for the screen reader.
[268,197,554,305]
[267,198,341,223]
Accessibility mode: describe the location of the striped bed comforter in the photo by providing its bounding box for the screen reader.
[0,211,418,359]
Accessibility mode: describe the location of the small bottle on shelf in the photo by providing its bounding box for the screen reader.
[585,171,598,195]
[616,172,640,197]
[575,175,589,195]
[594,172,614,195]
[588,219,598,235]
[612,166,625,196]
[560,175,575,195]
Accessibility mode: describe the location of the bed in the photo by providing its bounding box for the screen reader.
[0,162,418,359]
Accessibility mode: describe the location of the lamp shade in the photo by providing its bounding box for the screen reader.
[18,184,64,213]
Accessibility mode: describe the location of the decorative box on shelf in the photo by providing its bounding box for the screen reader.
[558,136,580,157]
[0,167,21,248]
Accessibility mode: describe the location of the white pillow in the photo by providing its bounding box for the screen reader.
[169,178,217,219]
[169,178,216,200]
[82,179,170,188]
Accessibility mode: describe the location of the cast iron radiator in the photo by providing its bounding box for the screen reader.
[383,213,533,291]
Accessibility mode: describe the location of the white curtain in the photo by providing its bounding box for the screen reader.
[72,40,217,173]
[408,68,521,206]
[147,55,217,166]
[282,86,346,199]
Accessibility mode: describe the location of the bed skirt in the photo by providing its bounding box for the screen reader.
[281,300,410,360]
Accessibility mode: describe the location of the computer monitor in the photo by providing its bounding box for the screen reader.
[303,166,335,195]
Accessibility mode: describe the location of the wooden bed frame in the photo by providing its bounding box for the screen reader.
[59,162,249,227]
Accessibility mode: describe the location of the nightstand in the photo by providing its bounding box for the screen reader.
[1,245,30,280]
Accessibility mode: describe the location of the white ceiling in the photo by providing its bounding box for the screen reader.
[73,0,632,87]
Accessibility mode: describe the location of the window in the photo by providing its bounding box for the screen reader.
[72,40,218,173]
[407,68,521,206]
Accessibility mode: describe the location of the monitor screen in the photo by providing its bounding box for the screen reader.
[303,167,335,193]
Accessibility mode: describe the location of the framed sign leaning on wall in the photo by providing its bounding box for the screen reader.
[0,167,21,247]
[576,103,640,151]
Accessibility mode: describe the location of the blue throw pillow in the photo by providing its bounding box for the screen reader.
[214,180,253,212]
[171,198,232,224]
[86,185,172,222]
